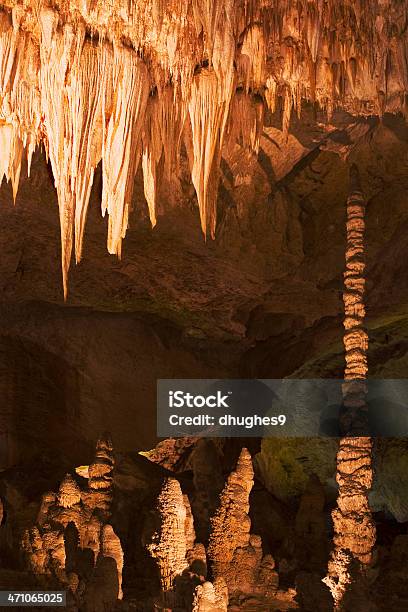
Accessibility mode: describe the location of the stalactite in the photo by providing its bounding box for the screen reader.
[265,75,277,114]
[282,85,293,140]
[188,0,235,238]
[192,0,223,59]
[323,165,376,610]
[188,67,228,238]
[227,91,263,156]
[0,10,14,91]
[0,0,407,293]
[70,42,105,265]
[11,34,41,180]
[240,23,266,92]
[0,9,23,200]
[101,44,149,257]
[158,86,187,181]
[37,8,107,292]
[142,94,163,227]
[306,3,321,64]
[39,10,82,298]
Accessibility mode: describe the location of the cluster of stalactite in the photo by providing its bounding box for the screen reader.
[323,167,376,610]
[22,434,124,609]
[145,448,288,609]
[0,1,407,294]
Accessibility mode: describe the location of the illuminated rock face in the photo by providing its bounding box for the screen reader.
[324,169,376,609]
[144,448,286,609]
[22,434,123,606]
[146,478,190,597]
[208,447,254,570]
[145,476,218,609]
[207,448,279,601]
[192,578,229,612]
[0,1,407,293]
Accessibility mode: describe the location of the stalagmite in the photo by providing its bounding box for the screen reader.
[324,165,376,609]
[192,578,228,612]
[146,477,189,596]
[208,448,256,594]
[145,475,234,608]
[85,433,115,514]
[57,474,81,508]
[208,447,254,567]
[207,448,279,600]
[22,435,123,605]
[101,524,124,600]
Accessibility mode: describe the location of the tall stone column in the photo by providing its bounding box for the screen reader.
[324,165,376,609]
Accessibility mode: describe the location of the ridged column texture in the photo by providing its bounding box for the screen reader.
[324,167,376,609]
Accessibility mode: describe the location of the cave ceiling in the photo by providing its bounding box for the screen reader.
[0,0,407,296]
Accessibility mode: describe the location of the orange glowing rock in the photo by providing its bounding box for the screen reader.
[0,0,406,299]
[324,168,376,608]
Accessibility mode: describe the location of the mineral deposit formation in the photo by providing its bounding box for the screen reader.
[0,0,407,294]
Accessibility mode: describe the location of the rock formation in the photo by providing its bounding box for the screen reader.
[139,437,199,472]
[22,434,123,609]
[207,448,254,579]
[0,1,407,293]
[145,475,221,609]
[192,578,229,612]
[101,524,124,599]
[208,448,280,604]
[85,433,115,513]
[324,166,376,609]
[2,2,408,609]
[143,448,295,609]
[146,477,191,598]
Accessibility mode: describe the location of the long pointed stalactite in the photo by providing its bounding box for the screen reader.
[324,165,376,610]
[101,44,149,259]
